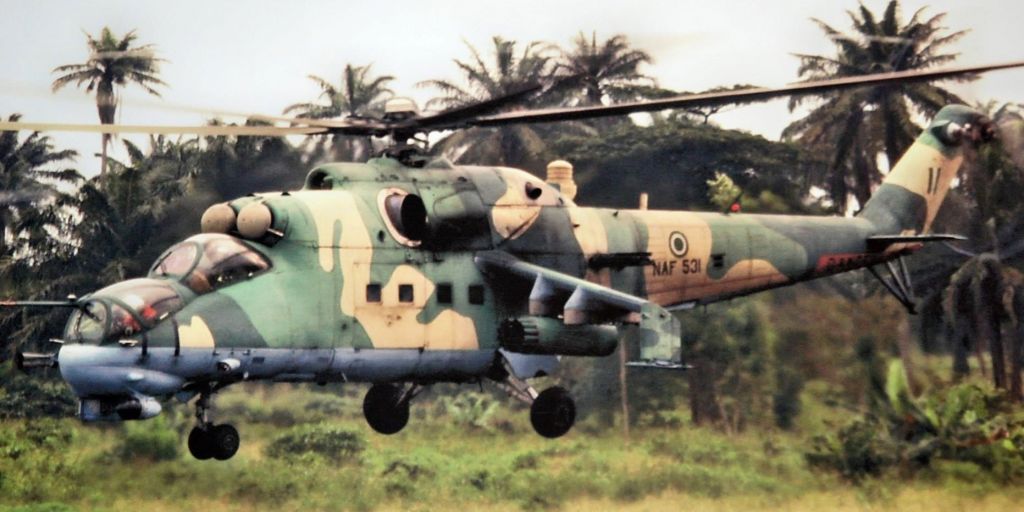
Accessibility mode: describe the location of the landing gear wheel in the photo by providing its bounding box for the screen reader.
[188,426,214,460]
[211,424,240,460]
[363,384,410,435]
[530,386,576,439]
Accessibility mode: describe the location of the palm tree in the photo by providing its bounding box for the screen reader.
[0,114,78,258]
[283,64,394,163]
[420,36,557,169]
[944,250,1024,398]
[51,27,166,177]
[556,32,654,106]
[940,103,1024,398]
[783,1,969,211]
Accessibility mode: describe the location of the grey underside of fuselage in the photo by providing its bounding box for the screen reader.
[58,345,498,398]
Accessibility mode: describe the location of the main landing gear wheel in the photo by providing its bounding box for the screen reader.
[363,383,410,435]
[188,424,240,461]
[188,390,240,461]
[188,426,214,460]
[530,386,576,439]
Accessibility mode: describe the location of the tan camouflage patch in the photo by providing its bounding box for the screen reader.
[293,191,359,273]
[722,259,789,291]
[879,140,962,234]
[639,211,714,306]
[177,316,215,348]
[356,265,479,350]
[490,168,559,240]
[293,191,373,316]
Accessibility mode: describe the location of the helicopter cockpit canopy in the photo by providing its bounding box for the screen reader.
[65,279,184,345]
[149,233,271,294]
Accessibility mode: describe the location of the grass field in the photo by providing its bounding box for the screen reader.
[2,381,1023,512]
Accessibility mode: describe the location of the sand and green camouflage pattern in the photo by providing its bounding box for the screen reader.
[60,105,987,395]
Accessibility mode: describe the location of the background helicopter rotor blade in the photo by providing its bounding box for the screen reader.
[0,120,328,136]
[462,60,1024,127]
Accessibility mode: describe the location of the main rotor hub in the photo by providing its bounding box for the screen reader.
[383,97,420,121]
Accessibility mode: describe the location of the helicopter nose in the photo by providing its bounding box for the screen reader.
[58,344,184,397]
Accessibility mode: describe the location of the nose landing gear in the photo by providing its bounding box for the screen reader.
[187,391,240,461]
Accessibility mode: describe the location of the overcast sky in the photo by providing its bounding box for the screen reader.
[2,0,1023,177]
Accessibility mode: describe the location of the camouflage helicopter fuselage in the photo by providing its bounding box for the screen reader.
[51,105,980,430]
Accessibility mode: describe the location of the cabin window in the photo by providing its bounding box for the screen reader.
[437,283,453,304]
[468,284,485,305]
[711,254,725,268]
[366,284,382,303]
[398,284,414,303]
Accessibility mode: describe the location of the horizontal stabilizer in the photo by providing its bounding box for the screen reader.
[625,360,691,370]
[866,233,967,251]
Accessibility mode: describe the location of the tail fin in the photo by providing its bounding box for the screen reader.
[858,105,993,235]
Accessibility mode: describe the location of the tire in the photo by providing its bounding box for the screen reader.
[211,424,240,461]
[530,386,576,439]
[187,426,214,460]
[363,384,410,435]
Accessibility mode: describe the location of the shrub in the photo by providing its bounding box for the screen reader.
[0,419,73,460]
[264,424,364,463]
[304,394,349,417]
[0,421,81,502]
[3,503,77,512]
[807,377,1024,482]
[439,392,499,429]
[806,418,898,480]
[0,368,76,420]
[113,414,180,461]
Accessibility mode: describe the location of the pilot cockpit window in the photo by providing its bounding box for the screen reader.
[150,234,270,294]
[152,242,198,277]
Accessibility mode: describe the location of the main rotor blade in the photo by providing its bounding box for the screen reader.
[0,121,328,136]
[413,74,581,131]
[0,299,80,308]
[466,60,1024,127]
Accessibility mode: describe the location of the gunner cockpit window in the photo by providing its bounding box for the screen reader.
[66,301,107,345]
[64,279,185,345]
[150,234,270,294]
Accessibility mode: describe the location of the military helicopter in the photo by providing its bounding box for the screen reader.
[2,61,1023,461]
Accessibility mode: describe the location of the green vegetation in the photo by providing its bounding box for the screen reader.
[0,373,1022,511]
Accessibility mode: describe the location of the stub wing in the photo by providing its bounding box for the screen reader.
[474,251,683,368]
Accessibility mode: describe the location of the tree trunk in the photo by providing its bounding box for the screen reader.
[951,322,971,380]
[896,315,918,394]
[619,342,630,441]
[1010,320,1022,401]
[980,301,1006,389]
[688,357,721,425]
[97,81,116,178]
[0,211,8,260]
[100,134,109,177]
